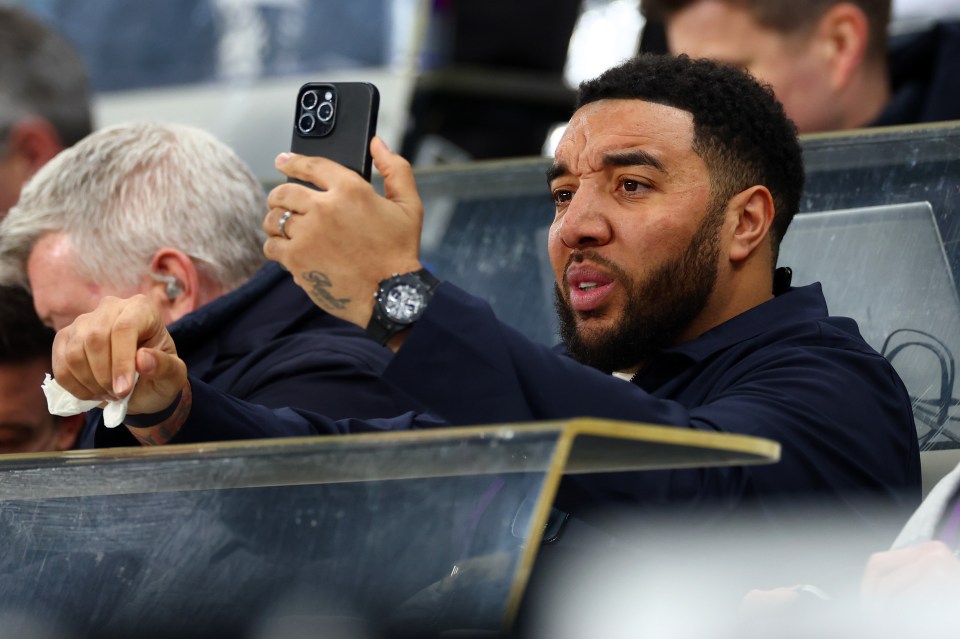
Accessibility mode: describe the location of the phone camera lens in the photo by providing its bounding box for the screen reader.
[301,90,319,111]
[317,101,334,122]
[298,113,315,134]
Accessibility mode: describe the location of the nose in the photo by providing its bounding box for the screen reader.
[555,189,613,250]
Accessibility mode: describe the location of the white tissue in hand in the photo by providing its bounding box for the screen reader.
[42,373,139,428]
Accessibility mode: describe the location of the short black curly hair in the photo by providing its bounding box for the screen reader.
[576,54,804,261]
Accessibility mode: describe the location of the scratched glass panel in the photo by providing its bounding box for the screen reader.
[0,430,558,639]
[796,124,960,449]
[417,160,561,347]
[801,124,960,280]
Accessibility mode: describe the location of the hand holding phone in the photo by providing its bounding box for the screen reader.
[289,81,380,186]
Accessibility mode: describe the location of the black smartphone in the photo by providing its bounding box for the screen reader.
[289,81,380,186]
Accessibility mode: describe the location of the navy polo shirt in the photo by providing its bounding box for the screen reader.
[384,281,921,521]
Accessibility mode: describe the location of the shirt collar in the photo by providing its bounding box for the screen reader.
[660,282,829,363]
[168,262,283,336]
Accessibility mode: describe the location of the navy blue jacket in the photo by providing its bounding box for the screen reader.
[76,263,420,448]
[876,20,960,126]
[168,281,921,523]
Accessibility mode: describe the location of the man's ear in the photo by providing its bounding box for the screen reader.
[728,186,775,263]
[147,248,202,324]
[54,414,85,451]
[814,2,870,91]
[5,117,65,177]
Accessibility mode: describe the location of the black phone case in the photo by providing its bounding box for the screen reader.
[289,81,380,185]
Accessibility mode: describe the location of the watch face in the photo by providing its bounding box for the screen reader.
[383,283,424,323]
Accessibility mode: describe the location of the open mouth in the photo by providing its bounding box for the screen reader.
[566,266,615,312]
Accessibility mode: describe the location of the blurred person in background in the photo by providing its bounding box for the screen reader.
[735,461,960,638]
[0,5,92,218]
[0,121,417,449]
[0,285,82,453]
[890,0,960,32]
[641,0,960,132]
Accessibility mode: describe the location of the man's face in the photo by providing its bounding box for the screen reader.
[548,99,725,373]
[27,232,141,331]
[666,0,836,133]
[0,358,68,452]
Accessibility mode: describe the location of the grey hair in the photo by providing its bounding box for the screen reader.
[0,6,93,147]
[0,121,268,291]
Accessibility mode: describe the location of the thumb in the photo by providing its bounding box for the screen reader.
[133,347,188,413]
[371,137,420,213]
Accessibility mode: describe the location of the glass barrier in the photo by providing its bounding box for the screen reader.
[0,420,777,639]
[410,122,960,448]
[416,159,561,346]
[748,122,960,452]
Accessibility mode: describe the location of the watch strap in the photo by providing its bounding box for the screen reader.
[365,311,396,347]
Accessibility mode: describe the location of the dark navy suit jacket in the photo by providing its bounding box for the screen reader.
[76,262,421,448]
[168,280,920,524]
[878,20,960,127]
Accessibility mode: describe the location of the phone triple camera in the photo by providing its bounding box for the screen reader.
[296,86,337,137]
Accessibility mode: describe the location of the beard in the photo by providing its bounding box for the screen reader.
[555,206,725,374]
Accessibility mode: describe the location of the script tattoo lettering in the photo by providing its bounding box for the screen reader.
[303,271,351,311]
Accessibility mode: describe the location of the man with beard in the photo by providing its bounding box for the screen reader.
[50,55,919,533]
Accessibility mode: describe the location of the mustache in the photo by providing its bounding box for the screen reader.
[563,250,631,286]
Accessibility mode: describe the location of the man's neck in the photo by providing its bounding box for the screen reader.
[840,60,891,129]
[677,273,774,346]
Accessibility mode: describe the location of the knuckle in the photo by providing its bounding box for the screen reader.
[85,323,113,351]
[112,312,140,335]
[60,341,89,372]
[268,183,294,205]
[299,155,322,172]
[340,173,368,197]
[263,238,278,260]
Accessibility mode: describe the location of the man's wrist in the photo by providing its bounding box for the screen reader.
[124,381,192,446]
[124,389,184,428]
[366,268,440,346]
[385,327,411,353]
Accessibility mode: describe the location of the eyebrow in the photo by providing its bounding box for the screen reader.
[546,149,667,186]
[545,162,568,185]
[603,149,666,173]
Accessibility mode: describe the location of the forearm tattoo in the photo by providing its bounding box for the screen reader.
[129,381,193,446]
[303,271,351,311]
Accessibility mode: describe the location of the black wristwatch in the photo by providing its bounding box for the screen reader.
[366,268,441,346]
